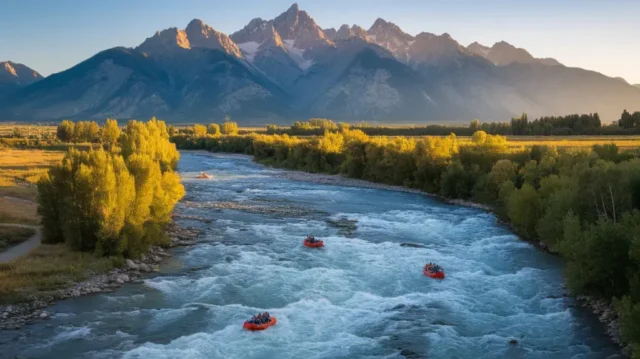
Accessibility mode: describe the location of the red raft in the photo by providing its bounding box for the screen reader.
[243,317,277,331]
[424,264,445,279]
[303,239,324,248]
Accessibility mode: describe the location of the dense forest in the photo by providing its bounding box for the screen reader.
[259,110,640,137]
[38,118,184,257]
[173,126,640,356]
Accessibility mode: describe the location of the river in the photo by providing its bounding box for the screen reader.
[0,152,620,359]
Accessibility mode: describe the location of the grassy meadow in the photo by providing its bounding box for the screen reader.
[0,244,121,304]
[0,149,64,200]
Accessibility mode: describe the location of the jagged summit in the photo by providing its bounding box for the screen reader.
[0,61,43,92]
[272,2,332,48]
[323,27,337,41]
[136,20,243,58]
[185,19,242,57]
[137,27,191,56]
[334,24,370,42]
[230,18,282,46]
[366,18,414,61]
[368,18,413,42]
[288,2,299,12]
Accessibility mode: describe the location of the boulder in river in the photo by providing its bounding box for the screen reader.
[125,259,139,270]
[400,243,426,248]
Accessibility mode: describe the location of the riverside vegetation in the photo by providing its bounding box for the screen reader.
[38,118,185,257]
[173,119,640,357]
[0,118,185,307]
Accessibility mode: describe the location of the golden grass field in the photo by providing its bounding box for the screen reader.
[0,149,63,202]
[0,124,57,137]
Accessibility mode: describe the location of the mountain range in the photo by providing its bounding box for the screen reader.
[1,3,639,123]
[0,61,43,98]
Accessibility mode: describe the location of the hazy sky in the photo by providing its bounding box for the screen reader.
[1,0,638,83]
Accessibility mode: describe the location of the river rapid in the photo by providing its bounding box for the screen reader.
[0,152,620,359]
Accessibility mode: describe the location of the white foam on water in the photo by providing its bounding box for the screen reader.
[48,326,92,345]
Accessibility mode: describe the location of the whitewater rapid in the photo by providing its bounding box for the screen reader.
[0,152,619,359]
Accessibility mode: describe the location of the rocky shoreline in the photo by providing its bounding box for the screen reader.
[576,296,627,355]
[0,224,201,331]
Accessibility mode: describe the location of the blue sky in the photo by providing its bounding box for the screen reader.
[1,0,638,83]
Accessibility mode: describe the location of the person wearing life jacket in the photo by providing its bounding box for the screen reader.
[250,315,258,324]
[256,313,263,324]
[262,312,270,323]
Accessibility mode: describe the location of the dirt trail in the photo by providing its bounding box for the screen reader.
[0,223,41,263]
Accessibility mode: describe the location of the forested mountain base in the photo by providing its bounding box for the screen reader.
[173,129,640,356]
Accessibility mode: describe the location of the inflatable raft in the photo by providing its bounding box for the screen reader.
[424,264,445,279]
[196,173,213,179]
[243,317,277,331]
[303,239,324,248]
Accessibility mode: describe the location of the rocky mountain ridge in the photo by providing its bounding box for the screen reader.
[1,3,638,123]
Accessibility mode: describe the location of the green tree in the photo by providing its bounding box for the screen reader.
[56,120,75,143]
[486,159,517,200]
[469,119,480,132]
[506,183,541,238]
[614,296,640,356]
[536,175,577,249]
[560,216,631,298]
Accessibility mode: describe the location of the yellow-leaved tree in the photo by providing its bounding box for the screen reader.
[38,118,184,258]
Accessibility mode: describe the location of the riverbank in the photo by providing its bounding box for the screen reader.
[278,166,625,351]
[0,223,201,330]
[189,150,626,354]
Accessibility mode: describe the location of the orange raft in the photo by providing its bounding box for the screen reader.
[424,264,445,279]
[303,239,324,248]
[243,317,277,331]
[196,172,213,179]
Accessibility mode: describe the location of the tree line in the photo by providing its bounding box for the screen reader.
[172,129,640,355]
[261,110,640,137]
[39,118,184,258]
